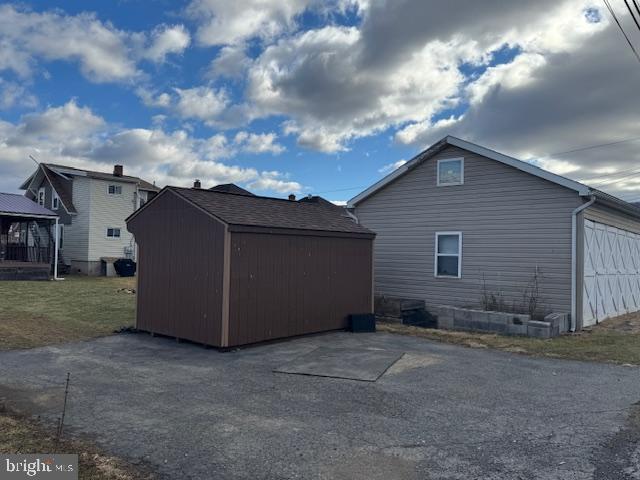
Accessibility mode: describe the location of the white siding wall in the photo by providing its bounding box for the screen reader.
[355,146,583,314]
[63,176,90,263]
[87,179,137,261]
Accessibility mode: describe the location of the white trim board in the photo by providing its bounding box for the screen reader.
[348,136,591,207]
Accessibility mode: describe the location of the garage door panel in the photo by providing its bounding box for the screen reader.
[583,219,640,325]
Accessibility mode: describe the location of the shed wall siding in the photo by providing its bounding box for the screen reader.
[355,145,582,314]
[228,232,373,346]
[129,191,225,346]
[88,178,136,261]
[63,176,90,263]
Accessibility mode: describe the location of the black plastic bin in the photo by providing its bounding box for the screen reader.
[113,258,137,277]
[349,313,376,332]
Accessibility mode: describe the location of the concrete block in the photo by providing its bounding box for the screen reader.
[527,320,552,339]
[545,312,570,336]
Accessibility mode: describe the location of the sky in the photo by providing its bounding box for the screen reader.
[0,0,639,204]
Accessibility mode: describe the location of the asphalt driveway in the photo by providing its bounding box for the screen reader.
[1,331,639,479]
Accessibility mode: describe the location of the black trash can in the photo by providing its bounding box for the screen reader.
[113,258,137,277]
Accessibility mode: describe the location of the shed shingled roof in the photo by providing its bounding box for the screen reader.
[168,187,373,235]
[0,192,58,218]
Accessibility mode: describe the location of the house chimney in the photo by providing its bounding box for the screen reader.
[194,179,202,189]
[113,164,123,177]
[288,194,296,201]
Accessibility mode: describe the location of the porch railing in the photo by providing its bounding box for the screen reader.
[1,245,51,263]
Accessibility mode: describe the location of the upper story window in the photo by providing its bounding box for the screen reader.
[437,158,464,186]
[38,187,45,206]
[52,191,59,210]
[106,227,121,238]
[108,185,122,195]
[435,232,462,278]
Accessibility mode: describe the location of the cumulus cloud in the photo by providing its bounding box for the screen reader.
[143,24,191,63]
[173,86,229,123]
[186,0,313,46]
[378,159,407,174]
[0,79,38,110]
[0,101,298,195]
[0,5,190,83]
[233,131,285,154]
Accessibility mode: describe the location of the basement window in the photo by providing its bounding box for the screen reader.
[106,228,121,238]
[435,232,462,278]
[437,158,464,186]
[108,185,122,195]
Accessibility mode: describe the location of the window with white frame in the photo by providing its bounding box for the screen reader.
[108,185,122,195]
[435,232,462,278]
[106,227,121,238]
[52,191,59,210]
[38,187,45,206]
[437,158,464,186]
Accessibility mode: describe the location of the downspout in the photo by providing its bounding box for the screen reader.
[570,195,596,331]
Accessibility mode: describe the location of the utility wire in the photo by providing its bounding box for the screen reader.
[602,0,640,63]
[634,0,640,19]
[541,135,640,158]
[623,0,640,33]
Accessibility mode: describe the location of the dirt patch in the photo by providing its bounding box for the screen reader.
[593,313,640,334]
[0,403,155,480]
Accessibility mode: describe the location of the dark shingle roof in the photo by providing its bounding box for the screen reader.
[209,183,255,196]
[42,165,77,214]
[45,164,160,191]
[0,192,58,218]
[170,187,373,236]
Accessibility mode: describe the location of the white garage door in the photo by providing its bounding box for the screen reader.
[583,219,640,326]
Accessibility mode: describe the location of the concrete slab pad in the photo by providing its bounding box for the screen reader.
[274,346,404,381]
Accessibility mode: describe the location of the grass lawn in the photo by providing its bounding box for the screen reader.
[0,276,147,479]
[379,316,640,365]
[0,276,136,350]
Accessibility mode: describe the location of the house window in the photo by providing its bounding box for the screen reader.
[106,228,121,238]
[437,158,464,186]
[52,191,59,210]
[38,188,45,206]
[108,185,122,195]
[435,232,462,278]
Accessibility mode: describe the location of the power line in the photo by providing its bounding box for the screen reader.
[634,0,640,19]
[590,168,640,187]
[623,0,640,33]
[538,135,640,158]
[602,0,640,63]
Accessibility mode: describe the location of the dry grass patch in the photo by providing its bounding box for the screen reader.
[0,277,136,350]
[0,405,153,480]
[378,320,640,365]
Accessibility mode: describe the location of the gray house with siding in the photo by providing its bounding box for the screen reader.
[20,163,159,275]
[349,136,640,330]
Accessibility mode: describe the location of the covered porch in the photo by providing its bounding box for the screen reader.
[0,193,59,280]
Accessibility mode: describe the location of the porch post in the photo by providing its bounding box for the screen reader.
[53,217,59,280]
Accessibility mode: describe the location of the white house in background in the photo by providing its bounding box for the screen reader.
[20,163,159,275]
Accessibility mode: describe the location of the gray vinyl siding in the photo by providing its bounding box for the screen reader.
[355,145,583,314]
[87,178,136,261]
[63,177,90,263]
[584,203,640,234]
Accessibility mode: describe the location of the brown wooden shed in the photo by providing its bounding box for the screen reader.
[126,186,375,348]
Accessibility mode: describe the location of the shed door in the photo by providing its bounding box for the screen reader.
[583,219,640,326]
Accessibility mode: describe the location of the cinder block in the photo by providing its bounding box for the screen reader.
[506,323,528,336]
[545,312,570,336]
[527,320,552,339]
